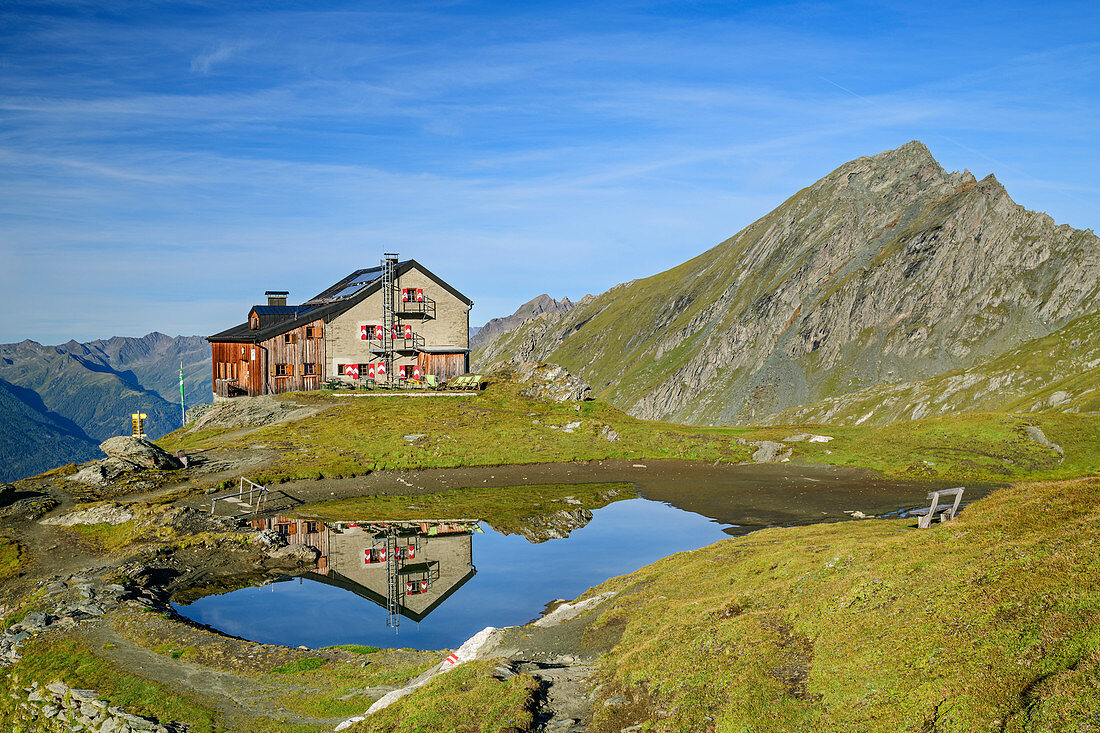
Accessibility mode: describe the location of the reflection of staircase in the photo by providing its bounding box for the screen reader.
[385,529,400,628]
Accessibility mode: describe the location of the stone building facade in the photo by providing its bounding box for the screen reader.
[207,259,473,397]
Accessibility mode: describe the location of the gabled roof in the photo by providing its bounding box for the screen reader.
[303,260,473,307]
[302,567,477,623]
[208,298,354,344]
[207,259,473,343]
[250,305,309,316]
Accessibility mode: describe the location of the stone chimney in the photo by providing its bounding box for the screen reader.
[265,290,289,307]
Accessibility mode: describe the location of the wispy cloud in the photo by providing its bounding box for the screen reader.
[190,40,251,74]
[0,1,1097,342]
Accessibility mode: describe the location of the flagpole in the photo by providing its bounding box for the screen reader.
[179,361,186,427]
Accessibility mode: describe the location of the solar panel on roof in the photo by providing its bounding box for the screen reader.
[329,275,380,300]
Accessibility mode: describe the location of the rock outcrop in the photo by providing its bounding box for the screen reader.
[188,395,320,431]
[473,142,1100,426]
[99,436,182,470]
[498,361,592,403]
[41,503,135,527]
[505,508,594,543]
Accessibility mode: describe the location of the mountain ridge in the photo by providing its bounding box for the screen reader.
[0,332,211,481]
[471,294,576,350]
[474,141,1100,425]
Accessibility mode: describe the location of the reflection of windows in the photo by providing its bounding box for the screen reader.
[303,363,316,375]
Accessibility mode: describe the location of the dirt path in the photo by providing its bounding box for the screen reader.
[84,625,346,730]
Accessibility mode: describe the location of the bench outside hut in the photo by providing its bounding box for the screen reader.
[916,487,964,529]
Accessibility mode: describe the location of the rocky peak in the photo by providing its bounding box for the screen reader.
[473,142,1100,427]
[472,294,576,350]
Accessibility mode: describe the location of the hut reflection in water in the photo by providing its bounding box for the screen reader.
[249,516,478,628]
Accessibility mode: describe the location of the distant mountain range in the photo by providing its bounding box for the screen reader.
[474,141,1100,426]
[471,295,575,351]
[0,333,210,482]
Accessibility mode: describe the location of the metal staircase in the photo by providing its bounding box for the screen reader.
[384,526,400,628]
[381,254,399,383]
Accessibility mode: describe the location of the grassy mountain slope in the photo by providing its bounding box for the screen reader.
[0,378,99,482]
[0,332,210,481]
[370,476,1100,732]
[73,332,211,409]
[474,142,1100,427]
[763,312,1100,426]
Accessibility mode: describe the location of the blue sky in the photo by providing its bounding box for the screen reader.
[2,0,1098,342]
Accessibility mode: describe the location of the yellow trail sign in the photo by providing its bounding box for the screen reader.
[131,412,147,439]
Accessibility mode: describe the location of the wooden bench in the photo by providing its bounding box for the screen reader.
[449,374,485,390]
[916,487,964,529]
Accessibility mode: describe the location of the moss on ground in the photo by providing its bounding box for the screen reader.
[349,659,540,733]
[0,636,217,731]
[0,537,23,580]
[295,481,634,534]
[573,476,1100,731]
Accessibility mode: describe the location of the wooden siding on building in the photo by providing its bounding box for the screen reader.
[211,342,263,397]
[210,319,326,397]
[417,352,467,381]
[260,319,327,395]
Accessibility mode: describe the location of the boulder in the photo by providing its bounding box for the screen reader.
[189,395,319,431]
[256,529,287,549]
[267,543,320,564]
[67,457,132,486]
[99,437,182,470]
[503,361,592,402]
[1024,425,1064,457]
[751,441,792,463]
[41,504,135,527]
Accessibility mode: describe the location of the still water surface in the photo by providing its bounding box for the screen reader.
[176,465,990,651]
[174,498,733,650]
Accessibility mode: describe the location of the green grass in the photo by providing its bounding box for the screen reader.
[275,652,439,719]
[151,642,196,660]
[735,412,1100,482]
[325,643,382,655]
[571,476,1100,732]
[271,657,326,674]
[350,659,540,733]
[156,378,1099,490]
[0,537,23,579]
[159,380,754,483]
[296,481,634,534]
[0,636,216,731]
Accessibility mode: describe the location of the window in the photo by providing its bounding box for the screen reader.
[305,326,322,339]
[283,332,298,345]
[250,315,259,330]
[274,363,294,377]
[303,363,316,375]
